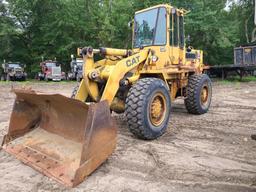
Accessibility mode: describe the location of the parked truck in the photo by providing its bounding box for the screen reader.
[1,62,27,81]
[38,60,65,81]
[67,56,83,81]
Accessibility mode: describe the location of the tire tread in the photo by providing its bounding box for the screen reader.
[185,74,211,114]
[125,78,170,140]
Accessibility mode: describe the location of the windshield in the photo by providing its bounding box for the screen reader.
[8,64,21,68]
[133,7,166,48]
[76,60,83,66]
[45,62,57,67]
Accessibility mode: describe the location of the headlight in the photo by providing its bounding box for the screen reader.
[152,55,158,62]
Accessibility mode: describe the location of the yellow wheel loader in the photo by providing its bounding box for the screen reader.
[1,4,212,187]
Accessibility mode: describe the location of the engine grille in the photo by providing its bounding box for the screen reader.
[15,70,23,75]
[52,67,61,76]
[186,52,196,59]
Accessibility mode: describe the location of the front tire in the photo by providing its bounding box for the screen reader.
[1,75,5,81]
[185,74,212,114]
[125,78,171,140]
[76,76,81,82]
[6,74,10,81]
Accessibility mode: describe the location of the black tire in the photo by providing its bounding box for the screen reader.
[6,74,10,81]
[1,75,5,81]
[185,74,212,114]
[76,76,81,82]
[71,85,79,98]
[125,78,171,140]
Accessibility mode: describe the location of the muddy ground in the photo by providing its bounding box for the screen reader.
[0,81,256,192]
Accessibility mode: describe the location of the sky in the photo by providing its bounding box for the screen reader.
[225,0,240,11]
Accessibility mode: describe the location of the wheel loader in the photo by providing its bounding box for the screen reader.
[1,4,212,187]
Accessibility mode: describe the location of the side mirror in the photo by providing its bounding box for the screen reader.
[128,20,133,28]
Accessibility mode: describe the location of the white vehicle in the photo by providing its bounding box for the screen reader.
[67,57,83,81]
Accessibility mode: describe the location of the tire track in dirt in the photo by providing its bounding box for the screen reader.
[0,82,256,192]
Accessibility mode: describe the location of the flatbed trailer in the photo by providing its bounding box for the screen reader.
[208,64,256,79]
[207,45,256,79]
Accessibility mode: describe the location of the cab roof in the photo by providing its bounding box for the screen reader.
[135,4,188,16]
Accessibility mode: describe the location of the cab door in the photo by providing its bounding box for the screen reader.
[169,9,185,65]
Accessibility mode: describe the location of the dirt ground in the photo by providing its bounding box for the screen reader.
[0,81,256,192]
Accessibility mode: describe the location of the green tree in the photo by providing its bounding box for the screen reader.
[0,0,252,75]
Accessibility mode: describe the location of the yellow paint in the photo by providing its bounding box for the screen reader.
[75,79,88,101]
[101,48,128,56]
[82,55,99,101]
[75,4,205,112]
[101,49,148,103]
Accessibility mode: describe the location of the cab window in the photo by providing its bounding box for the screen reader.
[154,8,167,45]
[179,16,184,48]
[170,10,185,48]
[173,12,178,46]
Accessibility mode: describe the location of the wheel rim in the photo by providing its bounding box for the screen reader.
[200,84,209,107]
[149,93,167,127]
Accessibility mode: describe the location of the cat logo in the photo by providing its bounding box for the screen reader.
[126,56,140,67]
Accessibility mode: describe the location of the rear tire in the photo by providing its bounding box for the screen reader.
[125,78,171,140]
[185,74,212,114]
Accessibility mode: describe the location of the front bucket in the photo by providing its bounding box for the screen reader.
[1,89,117,187]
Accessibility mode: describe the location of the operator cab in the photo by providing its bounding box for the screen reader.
[133,4,186,66]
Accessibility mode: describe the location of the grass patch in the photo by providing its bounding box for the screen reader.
[216,76,256,84]
[226,76,256,82]
[0,79,76,84]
